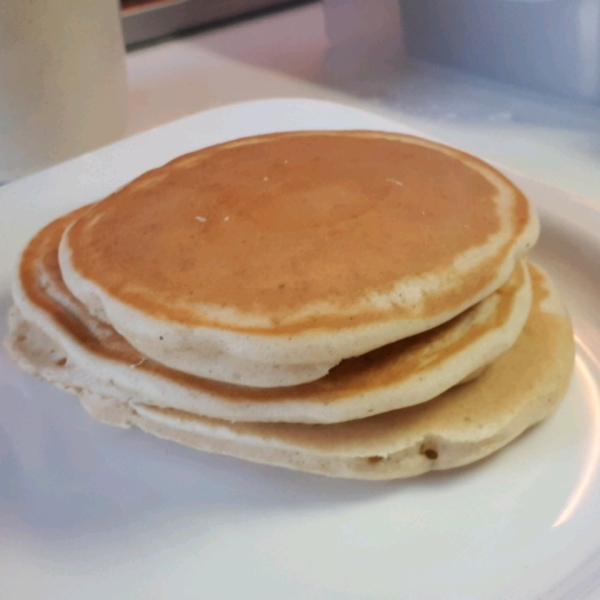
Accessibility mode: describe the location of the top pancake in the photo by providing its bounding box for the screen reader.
[59,130,539,384]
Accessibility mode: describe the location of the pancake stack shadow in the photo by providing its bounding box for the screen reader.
[4,131,575,480]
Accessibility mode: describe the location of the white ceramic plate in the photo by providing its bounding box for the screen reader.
[1,99,599,600]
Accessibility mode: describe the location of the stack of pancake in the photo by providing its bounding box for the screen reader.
[4,131,574,480]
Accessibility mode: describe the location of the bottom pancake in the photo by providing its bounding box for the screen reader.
[5,264,574,480]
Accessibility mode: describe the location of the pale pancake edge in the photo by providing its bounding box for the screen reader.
[4,264,575,479]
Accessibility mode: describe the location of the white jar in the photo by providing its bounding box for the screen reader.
[0,0,127,181]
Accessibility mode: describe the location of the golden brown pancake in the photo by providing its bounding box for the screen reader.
[58,131,539,386]
[9,209,532,424]
[5,263,574,479]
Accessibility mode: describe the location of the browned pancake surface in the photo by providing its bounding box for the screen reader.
[64,131,533,331]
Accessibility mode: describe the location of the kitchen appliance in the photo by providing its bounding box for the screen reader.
[122,0,310,45]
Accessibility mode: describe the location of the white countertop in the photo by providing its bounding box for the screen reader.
[126,2,600,201]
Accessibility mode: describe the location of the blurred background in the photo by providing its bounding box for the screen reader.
[3,0,600,199]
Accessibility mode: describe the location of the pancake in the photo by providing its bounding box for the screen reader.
[5,263,574,479]
[58,131,539,386]
[8,210,532,424]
